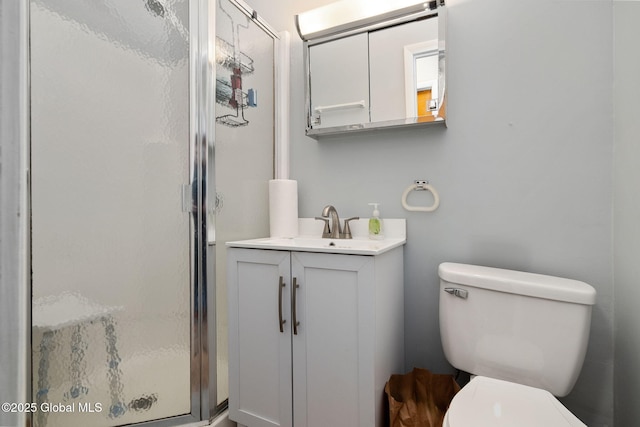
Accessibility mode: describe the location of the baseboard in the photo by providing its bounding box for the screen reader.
[210,410,236,427]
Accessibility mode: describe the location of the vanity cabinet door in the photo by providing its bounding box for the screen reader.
[291,252,376,427]
[228,248,293,427]
[228,247,404,427]
[308,33,370,129]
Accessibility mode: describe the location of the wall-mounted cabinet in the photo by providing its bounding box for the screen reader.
[297,1,447,139]
[227,247,404,427]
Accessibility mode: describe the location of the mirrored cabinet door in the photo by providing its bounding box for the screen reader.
[308,33,370,129]
[369,18,439,123]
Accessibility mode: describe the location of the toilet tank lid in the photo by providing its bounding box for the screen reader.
[438,263,596,305]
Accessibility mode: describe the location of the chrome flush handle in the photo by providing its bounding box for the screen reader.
[444,288,468,299]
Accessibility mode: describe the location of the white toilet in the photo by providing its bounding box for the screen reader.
[438,262,596,427]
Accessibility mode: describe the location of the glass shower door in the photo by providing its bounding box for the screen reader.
[30,0,196,426]
[212,0,277,408]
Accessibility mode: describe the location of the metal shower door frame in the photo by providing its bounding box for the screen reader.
[22,0,208,425]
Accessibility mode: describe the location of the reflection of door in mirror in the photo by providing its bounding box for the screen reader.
[404,43,438,120]
[369,17,438,123]
[415,54,439,119]
[417,90,432,117]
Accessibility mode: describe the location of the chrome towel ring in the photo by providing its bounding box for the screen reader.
[401,180,440,212]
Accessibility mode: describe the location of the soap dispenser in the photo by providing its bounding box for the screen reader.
[368,203,384,240]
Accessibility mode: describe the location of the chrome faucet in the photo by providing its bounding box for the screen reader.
[321,205,341,239]
[315,205,359,239]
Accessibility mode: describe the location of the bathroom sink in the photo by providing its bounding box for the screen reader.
[226,236,405,255]
[227,218,406,255]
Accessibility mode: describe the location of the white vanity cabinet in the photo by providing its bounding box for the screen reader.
[227,246,404,427]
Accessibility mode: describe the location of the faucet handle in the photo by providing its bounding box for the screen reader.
[341,217,360,239]
[314,217,331,238]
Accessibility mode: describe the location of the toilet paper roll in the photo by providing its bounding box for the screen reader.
[269,179,299,238]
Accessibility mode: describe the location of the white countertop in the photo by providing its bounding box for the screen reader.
[227,218,406,255]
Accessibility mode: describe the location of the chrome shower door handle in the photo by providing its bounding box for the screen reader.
[278,276,286,333]
[292,277,300,335]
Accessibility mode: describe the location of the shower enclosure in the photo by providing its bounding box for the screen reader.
[27,0,278,425]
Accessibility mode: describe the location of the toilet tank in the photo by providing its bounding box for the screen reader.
[438,262,596,397]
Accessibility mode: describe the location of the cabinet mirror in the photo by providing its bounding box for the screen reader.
[296,1,446,138]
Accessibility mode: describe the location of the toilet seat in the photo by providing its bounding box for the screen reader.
[443,376,586,427]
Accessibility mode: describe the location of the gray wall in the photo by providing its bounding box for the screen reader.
[613,1,640,426]
[1,0,624,426]
[251,0,614,425]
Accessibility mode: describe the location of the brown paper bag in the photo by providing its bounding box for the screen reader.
[385,367,460,427]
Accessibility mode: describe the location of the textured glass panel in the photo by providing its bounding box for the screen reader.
[214,0,275,406]
[30,0,191,426]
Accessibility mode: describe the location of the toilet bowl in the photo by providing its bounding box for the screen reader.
[438,263,596,426]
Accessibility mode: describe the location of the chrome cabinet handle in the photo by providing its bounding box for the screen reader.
[292,277,300,335]
[278,276,286,333]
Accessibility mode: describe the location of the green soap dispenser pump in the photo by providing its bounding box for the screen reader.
[368,203,384,240]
